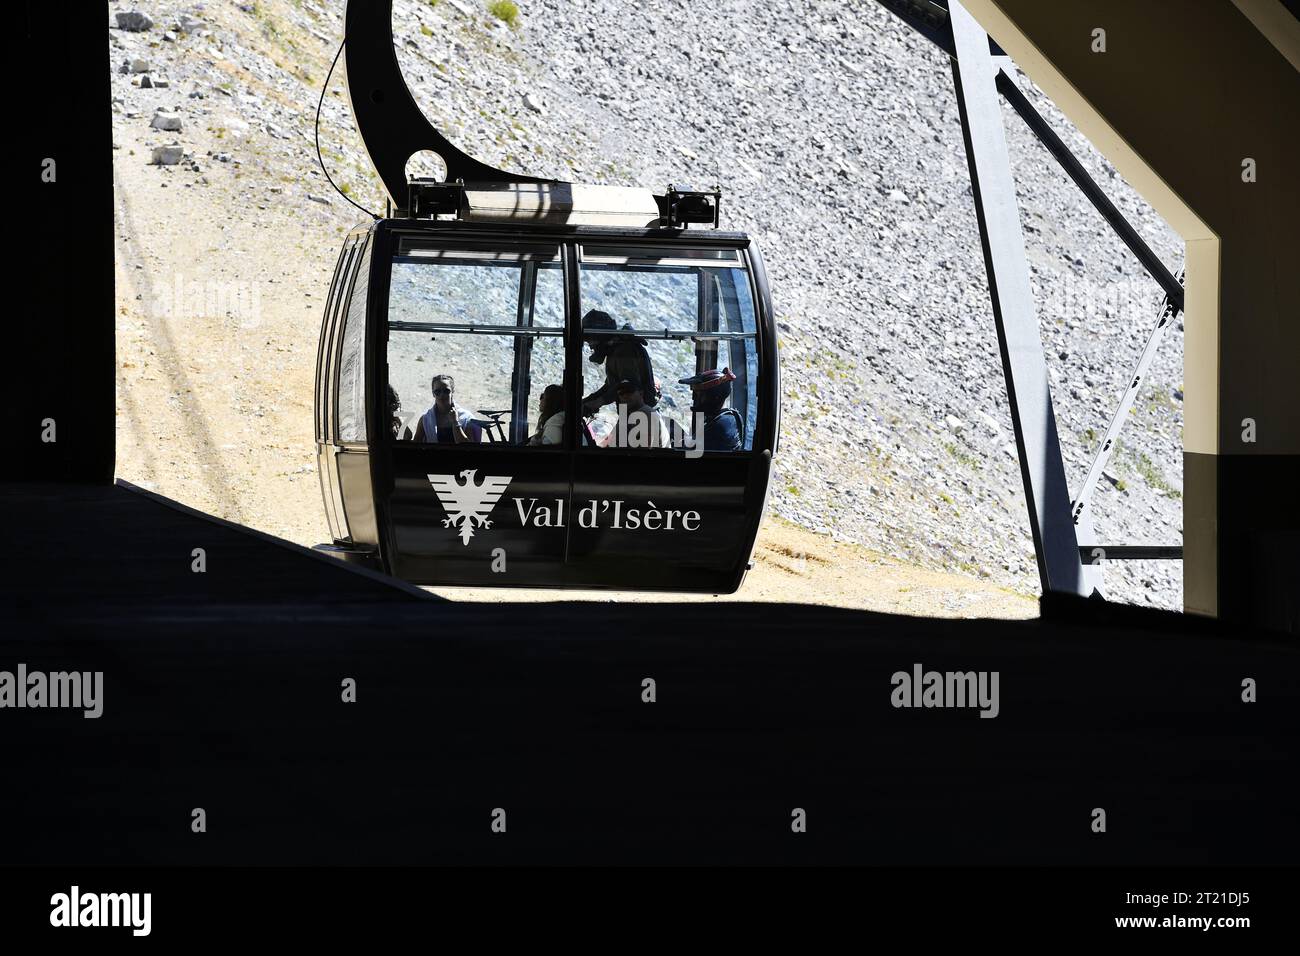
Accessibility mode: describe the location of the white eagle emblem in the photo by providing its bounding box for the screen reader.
[426,470,513,545]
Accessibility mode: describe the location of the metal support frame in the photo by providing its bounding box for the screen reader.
[874,0,1191,594]
[948,0,1101,597]
[989,68,1187,552]
[509,260,539,446]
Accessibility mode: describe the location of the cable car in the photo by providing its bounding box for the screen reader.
[313,1,779,592]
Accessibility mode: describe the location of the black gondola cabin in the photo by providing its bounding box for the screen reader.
[315,0,779,591]
[314,212,779,592]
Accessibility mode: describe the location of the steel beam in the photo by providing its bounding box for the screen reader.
[875,0,955,55]
[873,0,1010,59]
[948,0,1099,597]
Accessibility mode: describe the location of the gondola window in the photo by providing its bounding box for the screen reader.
[387,242,566,446]
[578,246,759,453]
[336,239,372,443]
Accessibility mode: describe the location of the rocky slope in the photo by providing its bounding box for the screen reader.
[108,0,1187,609]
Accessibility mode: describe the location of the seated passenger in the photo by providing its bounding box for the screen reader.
[580,309,657,416]
[528,384,566,446]
[680,367,744,452]
[609,378,669,448]
[388,386,416,441]
[413,374,482,444]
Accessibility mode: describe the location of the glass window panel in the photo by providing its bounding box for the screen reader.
[336,240,371,443]
[579,247,752,335]
[390,329,565,445]
[387,249,563,330]
[386,247,568,447]
[579,246,758,453]
[317,241,355,440]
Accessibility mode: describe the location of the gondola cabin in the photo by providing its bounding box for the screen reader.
[314,183,779,592]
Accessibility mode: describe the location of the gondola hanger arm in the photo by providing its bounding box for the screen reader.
[341,0,720,227]
[342,0,555,213]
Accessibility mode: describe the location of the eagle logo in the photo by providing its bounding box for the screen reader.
[426,470,513,546]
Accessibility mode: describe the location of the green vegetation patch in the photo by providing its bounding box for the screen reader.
[487,0,520,28]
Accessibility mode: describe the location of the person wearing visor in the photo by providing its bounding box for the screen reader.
[580,309,657,416]
[680,367,744,452]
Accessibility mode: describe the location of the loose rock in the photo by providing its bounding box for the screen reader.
[115,11,154,32]
[150,144,184,165]
[150,111,183,132]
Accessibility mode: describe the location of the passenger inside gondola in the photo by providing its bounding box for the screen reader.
[681,367,744,452]
[580,309,657,416]
[388,385,416,441]
[609,378,669,448]
[528,384,565,446]
[412,373,482,444]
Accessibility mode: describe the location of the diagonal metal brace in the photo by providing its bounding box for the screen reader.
[995,69,1184,313]
[1071,270,1184,527]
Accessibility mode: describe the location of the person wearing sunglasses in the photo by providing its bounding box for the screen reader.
[413,373,482,444]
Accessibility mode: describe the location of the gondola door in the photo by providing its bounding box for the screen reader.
[567,241,769,592]
[381,236,574,587]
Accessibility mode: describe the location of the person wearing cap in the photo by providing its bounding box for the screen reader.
[610,377,669,448]
[680,367,744,452]
[580,309,657,416]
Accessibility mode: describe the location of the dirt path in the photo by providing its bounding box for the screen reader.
[431,516,1035,617]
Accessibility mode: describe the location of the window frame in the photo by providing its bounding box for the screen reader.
[380,239,572,452]
[371,229,769,459]
[572,241,763,458]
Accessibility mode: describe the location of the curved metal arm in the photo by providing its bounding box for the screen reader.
[343,0,554,211]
